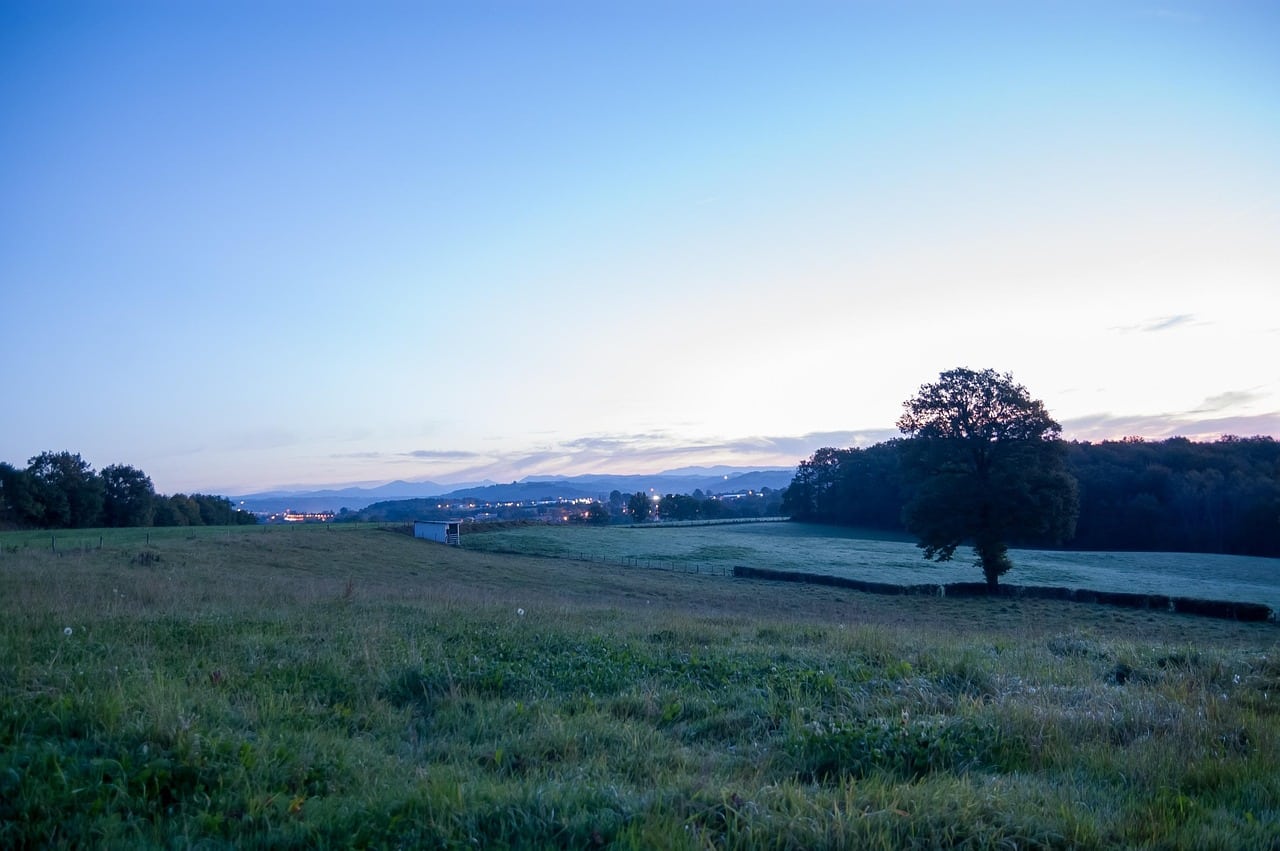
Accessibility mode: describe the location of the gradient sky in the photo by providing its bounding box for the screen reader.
[2,1,1278,494]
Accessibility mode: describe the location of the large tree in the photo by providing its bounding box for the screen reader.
[101,464,156,527]
[897,368,1078,589]
[25,451,105,529]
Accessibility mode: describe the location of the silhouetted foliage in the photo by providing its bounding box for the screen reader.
[786,433,1279,559]
[658,493,703,521]
[627,491,652,523]
[151,497,184,527]
[895,369,1079,588]
[0,462,41,528]
[0,451,255,530]
[101,464,156,527]
[781,443,904,527]
[25,451,105,529]
[1066,435,1280,556]
[150,493,255,527]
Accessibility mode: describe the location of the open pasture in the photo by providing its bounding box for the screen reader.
[464,521,1280,613]
[2,524,1278,849]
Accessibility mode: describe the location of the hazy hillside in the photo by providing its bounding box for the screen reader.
[236,468,795,514]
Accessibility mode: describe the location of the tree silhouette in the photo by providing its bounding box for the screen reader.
[626,491,651,523]
[897,368,1078,588]
[101,464,156,527]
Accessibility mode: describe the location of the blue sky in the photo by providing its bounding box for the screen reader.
[2,1,1277,494]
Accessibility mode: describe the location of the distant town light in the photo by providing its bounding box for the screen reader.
[282,511,334,523]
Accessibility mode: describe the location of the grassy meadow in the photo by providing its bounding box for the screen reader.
[2,524,1279,849]
[463,522,1280,613]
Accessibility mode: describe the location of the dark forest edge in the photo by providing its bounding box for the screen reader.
[0,451,256,530]
[783,435,1280,558]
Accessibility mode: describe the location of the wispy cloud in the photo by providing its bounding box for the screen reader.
[560,433,676,452]
[1192,390,1264,413]
[1063,411,1280,443]
[403,449,485,461]
[235,410,1280,493]
[722,430,901,457]
[1115,314,1198,334]
[1137,8,1202,24]
[383,428,905,484]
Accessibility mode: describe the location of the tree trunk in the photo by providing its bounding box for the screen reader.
[975,536,1010,592]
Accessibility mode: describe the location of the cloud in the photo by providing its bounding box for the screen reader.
[1065,386,1279,442]
[403,449,485,461]
[1137,8,1202,24]
[1115,314,1198,334]
[559,433,676,452]
[1062,411,1280,443]
[550,430,898,470]
[1192,390,1264,413]
[393,428,906,484]
[721,430,901,457]
[230,409,1280,493]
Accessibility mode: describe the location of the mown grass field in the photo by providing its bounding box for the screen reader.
[2,524,1278,849]
[463,521,1280,613]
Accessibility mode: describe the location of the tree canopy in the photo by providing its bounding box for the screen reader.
[0,451,255,530]
[896,368,1078,588]
[101,464,156,527]
[626,492,652,523]
[784,434,1280,558]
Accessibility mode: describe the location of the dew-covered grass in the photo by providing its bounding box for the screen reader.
[465,521,1280,611]
[2,525,1277,848]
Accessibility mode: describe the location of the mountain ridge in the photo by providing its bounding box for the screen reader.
[233,466,796,513]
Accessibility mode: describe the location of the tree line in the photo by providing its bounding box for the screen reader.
[619,488,784,523]
[783,433,1280,558]
[351,488,785,525]
[0,451,257,530]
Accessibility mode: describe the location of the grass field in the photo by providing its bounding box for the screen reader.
[462,521,1280,612]
[2,524,1278,848]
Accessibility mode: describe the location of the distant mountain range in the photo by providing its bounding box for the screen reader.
[232,466,796,514]
[232,479,483,514]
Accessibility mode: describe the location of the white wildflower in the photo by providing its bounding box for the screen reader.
[63,627,73,636]
[517,608,525,617]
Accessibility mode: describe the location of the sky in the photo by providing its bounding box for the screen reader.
[2,1,1278,495]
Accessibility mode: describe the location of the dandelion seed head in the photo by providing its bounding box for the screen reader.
[517,608,525,617]
[63,627,73,636]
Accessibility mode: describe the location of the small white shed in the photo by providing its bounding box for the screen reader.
[413,520,461,546]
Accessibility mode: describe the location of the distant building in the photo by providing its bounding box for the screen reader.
[275,511,335,523]
[414,519,461,546]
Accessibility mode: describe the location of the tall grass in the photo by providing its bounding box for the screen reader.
[2,526,1277,848]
